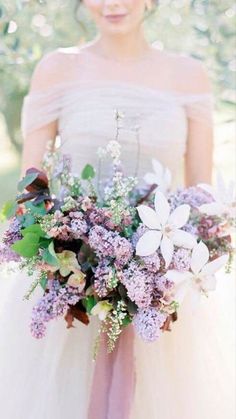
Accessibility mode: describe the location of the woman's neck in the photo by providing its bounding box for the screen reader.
[85,31,152,63]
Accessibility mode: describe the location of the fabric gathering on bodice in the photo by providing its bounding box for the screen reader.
[20,78,214,188]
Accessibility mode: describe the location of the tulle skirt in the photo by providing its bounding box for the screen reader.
[0,263,235,419]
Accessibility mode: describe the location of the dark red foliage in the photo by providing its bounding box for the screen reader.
[64,302,90,328]
[25,168,49,192]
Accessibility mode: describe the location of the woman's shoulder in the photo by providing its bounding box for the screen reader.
[29,44,212,96]
[151,47,212,94]
[28,47,79,92]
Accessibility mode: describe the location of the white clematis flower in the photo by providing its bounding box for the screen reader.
[143,159,172,194]
[198,172,236,218]
[135,190,196,267]
[165,241,229,307]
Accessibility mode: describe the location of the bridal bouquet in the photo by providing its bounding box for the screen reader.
[0,116,235,356]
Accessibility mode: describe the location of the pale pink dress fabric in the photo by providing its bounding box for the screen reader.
[0,48,235,419]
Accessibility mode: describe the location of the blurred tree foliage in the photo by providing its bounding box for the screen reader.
[0,0,235,152]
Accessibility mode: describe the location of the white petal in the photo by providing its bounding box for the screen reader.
[191,241,209,275]
[172,229,196,249]
[160,236,174,268]
[197,183,216,200]
[152,159,163,178]
[198,202,225,216]
[174,281,191,304]
[165,270,192,284]
[202,274,217,291]
[201,254,229,275]
[164,168,172,188]
[168,204,190,228]
[143,173,158,185]
[154,190,170,226]
[136,230,162,257]
[137,205,161,229]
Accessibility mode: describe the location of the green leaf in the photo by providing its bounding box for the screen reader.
[18,173,38,192]
[0,200,17,221]
[11,233,40,258]
[21,223,46,238]
[122,315,132,326]
[39,238,52,249]
[42,242,59,268]
[82,296,97,314]
[40,274,48,290]
[25,202,47,216]
[21,214,35,228]
[81,164,95,180]
[127,301,138,315]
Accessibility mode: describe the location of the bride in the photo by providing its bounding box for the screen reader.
[0,1,235,418]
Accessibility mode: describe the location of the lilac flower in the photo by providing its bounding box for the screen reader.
[169,186,213,211]
[30,282,82,339]
[153,275,174,293]
[133,307,167,342]
[88,226,114,257]
[89,208,108,226]
[88,226,133,266]
[3,217,21,246]
[171,248,191,271]
[48,224,73,241]
[30,321,46,339]
[0,243,20,264]
[141,252,161,273]
[113,236,133,267]
[93,261,114,297]
[121,262,153,308]
[69,211,88,238]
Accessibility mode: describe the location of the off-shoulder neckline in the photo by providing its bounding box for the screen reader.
[24,78,214,102]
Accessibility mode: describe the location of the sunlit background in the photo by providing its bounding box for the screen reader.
[0,0,235,207]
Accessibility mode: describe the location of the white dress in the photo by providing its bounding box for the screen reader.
[0,54,235,419]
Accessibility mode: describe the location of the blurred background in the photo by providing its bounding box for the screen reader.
[0,0,235,207]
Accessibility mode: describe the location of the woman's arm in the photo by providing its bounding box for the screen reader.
[20,51,62,177]
[183,60,214,186]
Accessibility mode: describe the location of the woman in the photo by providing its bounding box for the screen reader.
[0,1,235,418]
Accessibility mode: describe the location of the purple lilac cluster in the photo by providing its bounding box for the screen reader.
[168,186,213,211]
[88,225,133,267]
[93,261,114,297]
[141,253,161,273]
[170,248,191,271]
[0,243,20,264]
[69,211,88,238]
[121,261,153,308]
[47,210,88,241]
[153,275,174,294]
[89,206,132,230]
[30,281,81,339]
[0,216,22,263]
[133,307,167,342]
[3,217,21,246]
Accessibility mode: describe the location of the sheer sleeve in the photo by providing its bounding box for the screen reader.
[20,86,63,139]
[180,93,215,127]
